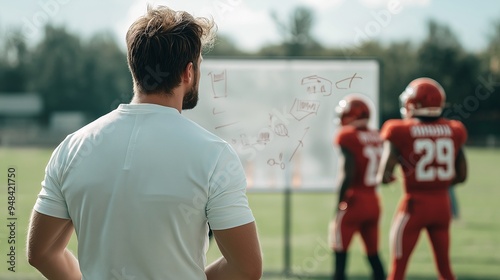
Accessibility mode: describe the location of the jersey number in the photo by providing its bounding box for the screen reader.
[363,145,382,186]
[414,138,454,181]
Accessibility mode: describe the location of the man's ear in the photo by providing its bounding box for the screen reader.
[182,62,194,83]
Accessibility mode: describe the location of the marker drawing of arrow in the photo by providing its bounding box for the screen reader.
[289,127,310,162]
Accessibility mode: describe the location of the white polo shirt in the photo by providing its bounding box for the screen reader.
[35,104,255,280]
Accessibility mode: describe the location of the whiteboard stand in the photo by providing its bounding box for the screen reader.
[283,166,292,278]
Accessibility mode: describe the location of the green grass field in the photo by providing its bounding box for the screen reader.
[1,147,499,279]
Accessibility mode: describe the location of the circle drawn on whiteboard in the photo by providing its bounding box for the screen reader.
[267,153,285,170]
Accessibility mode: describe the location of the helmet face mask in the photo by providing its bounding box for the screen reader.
[336,94,371,128]
[400,77,446,119]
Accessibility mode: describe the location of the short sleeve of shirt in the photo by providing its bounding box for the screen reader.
[450,120,468,146]
[34,141,71,219]
[380,119,406,153]
[206,144,254,230]
[334,127,357,153]
[379,119,399,142]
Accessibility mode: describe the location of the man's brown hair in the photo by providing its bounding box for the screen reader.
[126,5,216,94]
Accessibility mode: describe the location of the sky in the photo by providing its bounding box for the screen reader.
[1,0,499,53]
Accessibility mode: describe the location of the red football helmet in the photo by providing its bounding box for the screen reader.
[335,94,371,127]
[399,77,446,118]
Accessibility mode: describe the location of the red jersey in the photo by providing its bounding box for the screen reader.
[335,126,383,190]
[380,118,467,194]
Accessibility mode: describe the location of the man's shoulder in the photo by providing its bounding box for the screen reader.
[64,111,118,141]
[337,125,357,137]
[438,118,468,144]
[183,117,228,145]
[440,118,467,131]
[335,126,359,145]
[380,118,413,139]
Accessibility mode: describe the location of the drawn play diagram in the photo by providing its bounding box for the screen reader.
[183,59,380,190]
[232,129,272,148]
[257,130,271,144]
[301,75,332,96]
[289,127,309,162]
[212,107,225,115]
[289,99,320,121]
[267,153,285,170]
[269,113,290,137]
[273,123,289,137]
[335,72,363,89]
[215,121,239,130]
[208,70,227,98]
[208,68,241,130]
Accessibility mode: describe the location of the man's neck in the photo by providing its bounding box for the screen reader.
[130,92,182,113]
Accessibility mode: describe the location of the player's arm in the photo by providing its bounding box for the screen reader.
[377,140,399,184]
[337,147,355,207]
[205,222,262,280]
[451,147,467,185]
[27,210,80,280]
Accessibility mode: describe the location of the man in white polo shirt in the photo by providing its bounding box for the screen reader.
[26,5,262,280]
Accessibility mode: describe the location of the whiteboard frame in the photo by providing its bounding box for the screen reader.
[184,57,382,193]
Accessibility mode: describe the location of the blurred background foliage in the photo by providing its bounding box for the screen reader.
[0,6,499,144]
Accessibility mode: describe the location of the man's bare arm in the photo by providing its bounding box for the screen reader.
[377,140,399,184]
[337,147,355,207]
[451,147,467,185]
[205,221,262,280]
[27,210,80,280]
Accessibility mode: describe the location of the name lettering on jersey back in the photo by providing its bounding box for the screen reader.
[410,124,452,138]
[357,131,381,144]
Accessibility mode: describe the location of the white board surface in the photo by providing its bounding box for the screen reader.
[184,59,380,191]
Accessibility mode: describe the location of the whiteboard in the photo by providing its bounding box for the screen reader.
[184,59,380,192]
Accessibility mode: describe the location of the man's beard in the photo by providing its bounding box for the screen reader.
[182,81,199,110]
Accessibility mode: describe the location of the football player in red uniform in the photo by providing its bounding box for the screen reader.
[329,94,385,280]
[377,77,468,280]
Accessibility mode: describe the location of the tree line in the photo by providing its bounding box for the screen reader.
[0,6,499,142]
